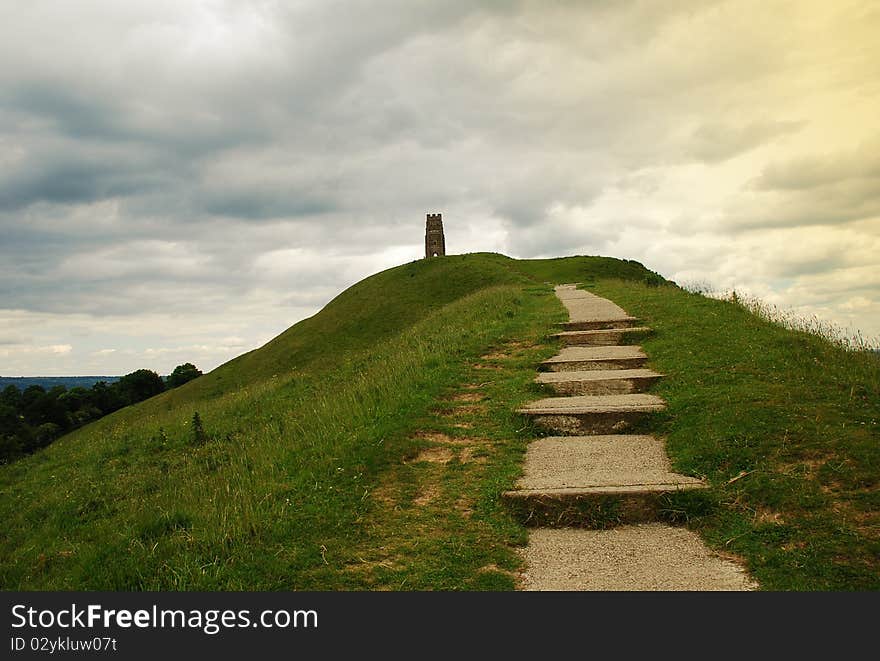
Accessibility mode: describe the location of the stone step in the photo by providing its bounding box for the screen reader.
[536,369,662,395]
[539,346,648,372]
[517,394,665,435]
[519,525,757,590]
[552,327,653,346]
[503,483,707,528]
[504,434,706,527]
[513,435,703,490]
[557,317,640,331]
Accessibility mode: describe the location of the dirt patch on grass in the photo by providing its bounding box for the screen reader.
[454,496,474,517]
[777,456,878,541]
[782,541,808,552]
[453,422,474,429]
[472,363,503,371]
[370,484,398,508]
[412,431,454,443]
[410,447,455,464]
[430,406,455,416]
[448,392,486,403]
[828,492,880,542]
[848,510,879,539]
[432,403,488,418]
[450,404,487,416]
[511,340,537,351]
[480,341,537,361]
[410,431,483,446]
[445,436,482,446]
[344,557,400,576]
[414,483,441,506]
[459,447,487,464]
[754,508,785,525]
[779,455,829,477]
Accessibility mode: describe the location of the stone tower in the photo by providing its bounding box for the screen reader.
[425,213,446,258]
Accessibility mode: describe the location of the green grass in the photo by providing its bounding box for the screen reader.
[0,253,646,590]
[3,253,875,590]
[594,279,880,590]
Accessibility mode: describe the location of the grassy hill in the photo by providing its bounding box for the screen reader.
[1,253,877,590]
[598,280,879,590]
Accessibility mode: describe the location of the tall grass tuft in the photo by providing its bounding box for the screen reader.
[682,281,879,353]
[723,291,879,353]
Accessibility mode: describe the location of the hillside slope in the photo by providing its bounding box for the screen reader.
[0,253,659,589]
[2,253,876,590]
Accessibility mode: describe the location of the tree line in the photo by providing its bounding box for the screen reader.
[0,363,202,464]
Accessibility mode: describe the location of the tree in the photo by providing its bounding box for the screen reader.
[166,363,202,388]
[1,384,21,409]
[0,404,24,462]
[0,404,19,433]
[90,381,125,415]
[59,386,90,413]
[33,423,62,450]
[116,369,166,406]
[22,386,69,430]
[20,385,46,411]
[0,432,24,464]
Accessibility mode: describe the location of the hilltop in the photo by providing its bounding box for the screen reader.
[0,253,877,590]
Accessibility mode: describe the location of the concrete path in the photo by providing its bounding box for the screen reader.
[508,284,756,591]
[554,286,629,320]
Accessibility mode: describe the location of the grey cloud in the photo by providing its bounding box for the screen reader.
[504,210,622,258]
[741,193,879,231]
[753,141,880,191]
[687,120,803,163]
[770,255,851,279]
[4,81,270,159]
[0,335,30,346]
[0,159,152,211]
[7,84,123,142]
[203,190,338,220]
[714,136,880,232]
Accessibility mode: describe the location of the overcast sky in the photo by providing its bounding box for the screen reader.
[1,0,878,376]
